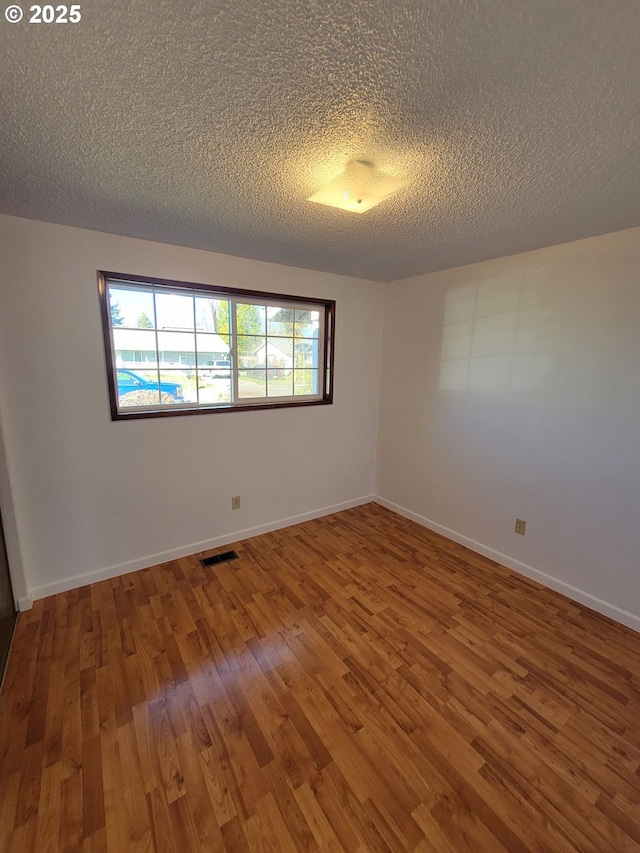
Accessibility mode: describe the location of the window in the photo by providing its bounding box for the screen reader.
[99,271,335,420]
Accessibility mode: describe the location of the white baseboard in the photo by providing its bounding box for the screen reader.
[374,496,640,633]
[27,495,375,601]
[26,493,639,633]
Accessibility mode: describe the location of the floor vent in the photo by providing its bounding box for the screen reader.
[200,550,239,568]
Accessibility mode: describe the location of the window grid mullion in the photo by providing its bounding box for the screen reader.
[230,297,238,404]
[192,293,200,405]
[152,289,162,404]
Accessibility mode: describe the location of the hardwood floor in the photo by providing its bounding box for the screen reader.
[0,502,638,852]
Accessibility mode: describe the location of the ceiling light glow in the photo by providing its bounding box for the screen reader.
[308,160,410,214]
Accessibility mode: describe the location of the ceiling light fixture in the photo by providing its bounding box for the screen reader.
[307,160,410,214]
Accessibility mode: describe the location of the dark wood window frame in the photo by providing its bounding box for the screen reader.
[98,271,335,421]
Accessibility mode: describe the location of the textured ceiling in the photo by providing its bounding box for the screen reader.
[1,1,639,282]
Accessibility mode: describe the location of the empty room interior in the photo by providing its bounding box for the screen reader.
[0,1,638,851]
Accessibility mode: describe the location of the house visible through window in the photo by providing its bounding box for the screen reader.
[99,272,334,419]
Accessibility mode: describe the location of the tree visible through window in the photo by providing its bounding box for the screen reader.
[98,272,335,419]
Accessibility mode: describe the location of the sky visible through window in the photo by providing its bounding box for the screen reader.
[109,287,320,337]
[110,288,217,331]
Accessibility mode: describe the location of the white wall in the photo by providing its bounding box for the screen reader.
[1,215,638,630]
[0,215,385,600]
[376,228,640,630]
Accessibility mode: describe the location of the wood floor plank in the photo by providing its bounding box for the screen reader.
[59,765,83,853]
[1,502,638,851]
[0,769,20,852]
[293,780,347,852]
[33,761,62,853]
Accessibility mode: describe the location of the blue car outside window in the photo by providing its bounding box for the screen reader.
[116,370,183,401]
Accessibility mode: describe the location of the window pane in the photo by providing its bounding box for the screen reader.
[236,303,266,335]
[294,309,320,337]
[266,337,293,372]
[113,329,157,367]
[238,336,266,368]
[117,369,147,388]
[238,370,266,398]
[116,366,186,409]
[196,334,229,368]
[195,296,230,335]
[154,368,191,403]
[109,286,156,329]
[202,376,232,404]
[119,388,161,408]
[267,306,294,336]
[198,356,232,404]
[211,360,232,377]
[267,369,293,397]
[155,292,194,331]
[156,331,195,368]
[294,369,318,396]
[294,338,318,369]
[196,342,215,368]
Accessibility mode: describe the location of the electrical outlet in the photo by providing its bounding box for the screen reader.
[231,495,241,510]
[515,518,526,535]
